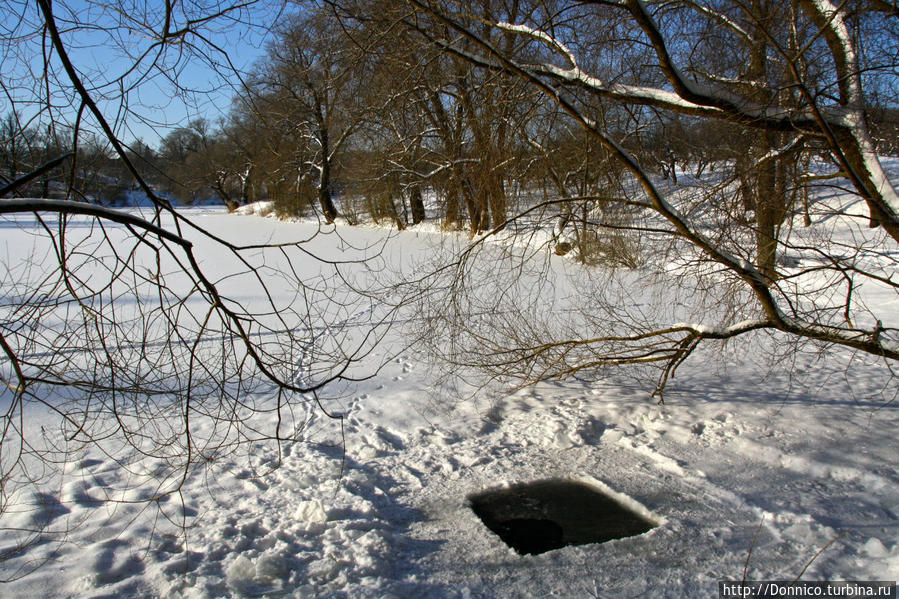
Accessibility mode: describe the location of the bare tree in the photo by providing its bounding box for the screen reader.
[247,5,377,223]
[370,0,899,396]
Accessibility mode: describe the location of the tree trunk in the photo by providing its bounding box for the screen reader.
[487,168,505,232]
[387,191,406,230]
[317,125,338,223]
[444,184,461,229]
[462,176,484,235]
[833,127,899,242]
[409,184,426,224]
[754,130,783,280]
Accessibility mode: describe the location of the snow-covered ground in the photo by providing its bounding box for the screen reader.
[1,190,897,597]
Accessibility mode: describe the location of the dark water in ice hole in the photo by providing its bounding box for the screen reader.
[468,479,656,555]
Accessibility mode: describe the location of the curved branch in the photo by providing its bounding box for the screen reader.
[0,199,191,247]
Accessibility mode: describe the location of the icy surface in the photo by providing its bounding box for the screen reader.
[0,199,896,598]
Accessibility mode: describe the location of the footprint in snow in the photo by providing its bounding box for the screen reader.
[91,539,145,585]
[375,426,405,451]
[76,458,104,470]
[233,469,270,491]
[28,492,71,528]
[65,481,105,508]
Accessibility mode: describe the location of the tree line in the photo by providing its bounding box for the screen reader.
[6,1,898,274]
[140,1,899,254]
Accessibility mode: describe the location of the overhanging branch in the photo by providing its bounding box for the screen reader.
[0,153,73,198]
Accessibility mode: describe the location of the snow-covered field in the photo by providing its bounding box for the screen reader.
[0,189,897,597]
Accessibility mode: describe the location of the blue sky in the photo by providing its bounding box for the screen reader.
[0,0,281,147]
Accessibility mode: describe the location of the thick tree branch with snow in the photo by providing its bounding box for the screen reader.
[396,0,898,394]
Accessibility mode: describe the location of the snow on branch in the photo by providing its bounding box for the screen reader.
[800,0,899,224]
[495,21,578,69]
[675,0,752,43]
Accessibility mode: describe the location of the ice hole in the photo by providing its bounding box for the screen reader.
[468,479,657,555]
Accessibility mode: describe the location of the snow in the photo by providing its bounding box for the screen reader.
[234,201,275,217]
[860,146,899,217]
[0,188,897,598]
[495,22,578,69]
